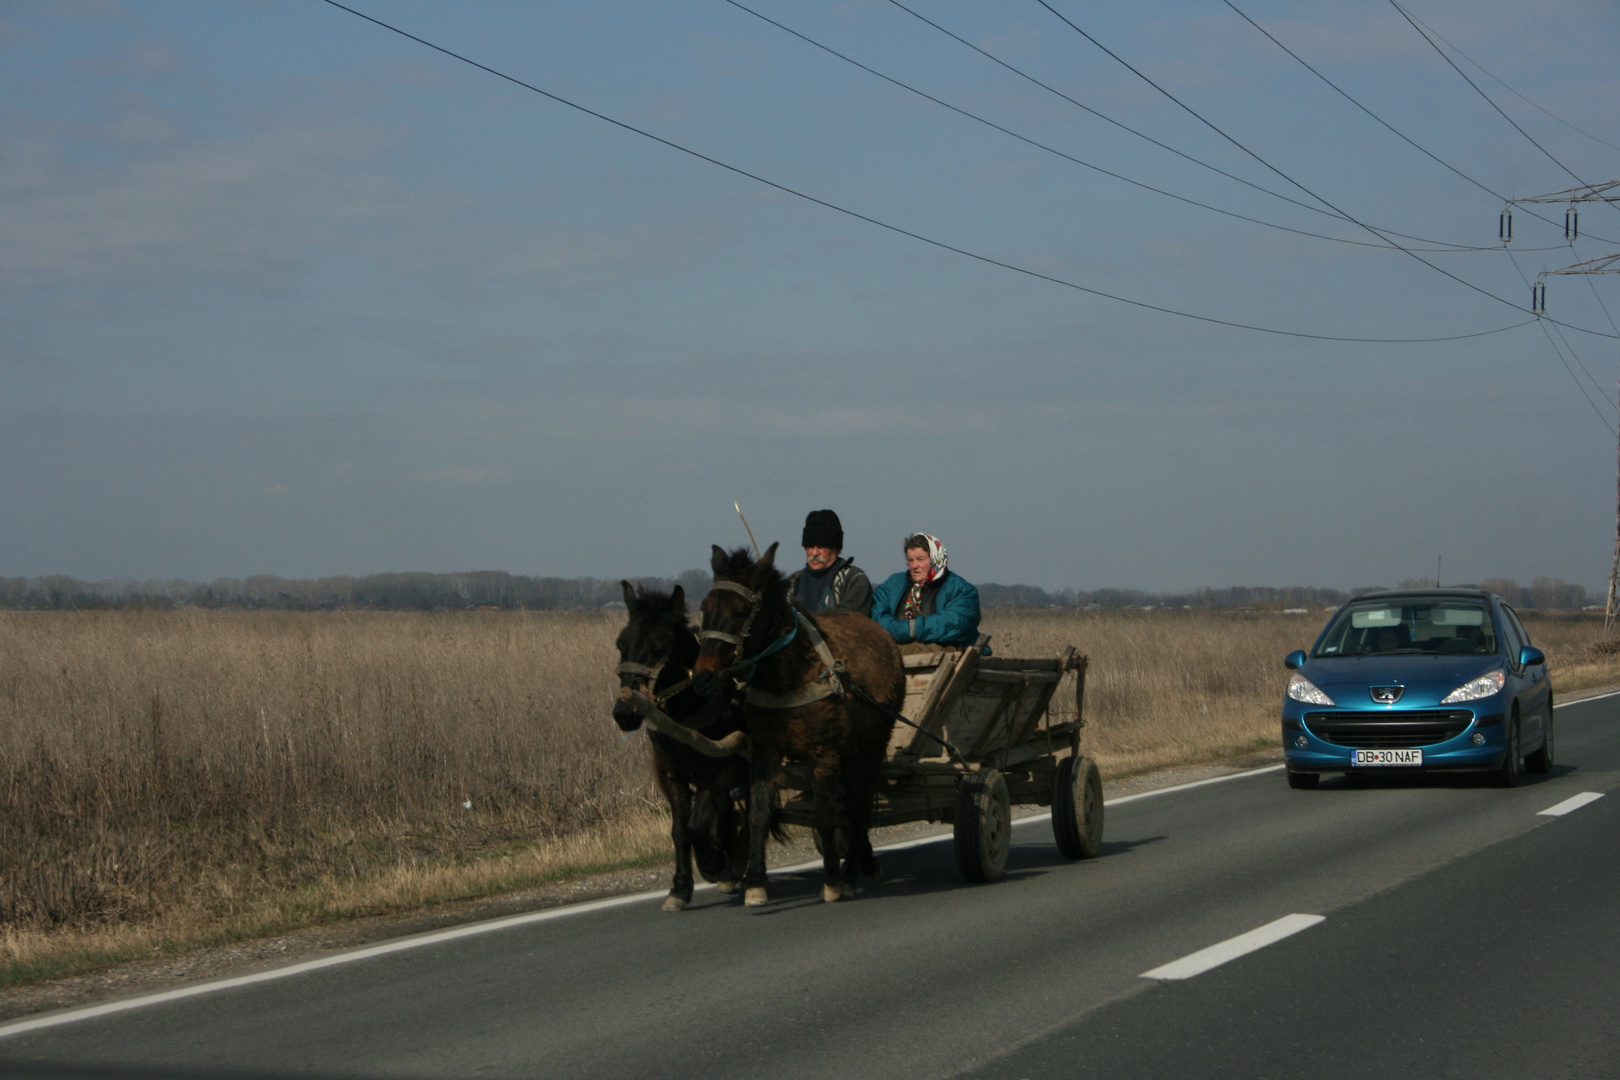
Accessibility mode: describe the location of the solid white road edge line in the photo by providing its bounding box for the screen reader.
[0,758,1294,1038]
[1538,791,1605,817]
[1141,914,1325,980]
[0,889,674,1040]
[1555,689,1620,712]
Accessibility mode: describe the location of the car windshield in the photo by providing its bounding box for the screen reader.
[1314,599,1497,657]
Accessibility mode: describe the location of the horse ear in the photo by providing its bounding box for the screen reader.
[670,584,685,611]
[620,580,636,609]
[759,541,779,571]
[710,545,728,574]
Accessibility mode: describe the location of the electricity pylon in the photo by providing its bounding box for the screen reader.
[1503,182,1620,627]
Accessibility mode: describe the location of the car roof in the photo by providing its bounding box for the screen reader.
[1350,588,1496,603]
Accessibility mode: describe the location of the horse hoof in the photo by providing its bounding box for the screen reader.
[821,884,843,903]
[717,880,739,895]
[862,856,882,881]
[744,887,769,906]
[662,895,688,912]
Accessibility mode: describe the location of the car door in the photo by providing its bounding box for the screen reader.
[1502,604,1551,743]
[1496,605,1548,748]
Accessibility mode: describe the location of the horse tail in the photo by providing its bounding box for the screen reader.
[767,778,789,845]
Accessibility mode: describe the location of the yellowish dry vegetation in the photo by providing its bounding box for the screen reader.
[0,606,1612,985]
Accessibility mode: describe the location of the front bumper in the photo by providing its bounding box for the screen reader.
[1282,709,1508,773]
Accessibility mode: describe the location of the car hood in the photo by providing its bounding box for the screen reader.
[1302,654,1503,709]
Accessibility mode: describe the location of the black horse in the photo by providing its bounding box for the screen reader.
[694,545,904,906]
[612,582,751,911]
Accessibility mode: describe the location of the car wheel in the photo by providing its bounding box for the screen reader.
[1495,716,1522,788]
[1287,770,1319,790]
[1525,711,1554,775]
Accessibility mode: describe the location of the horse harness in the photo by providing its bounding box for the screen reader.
[622,578,960,762]
[616,650,748,760]
[700,579,848,710]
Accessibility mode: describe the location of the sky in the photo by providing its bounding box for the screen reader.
[3,0,1619,593]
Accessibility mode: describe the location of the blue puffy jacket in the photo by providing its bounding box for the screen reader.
[871,570,981,646]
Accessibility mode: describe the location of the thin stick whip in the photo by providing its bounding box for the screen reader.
[733,502,761,558]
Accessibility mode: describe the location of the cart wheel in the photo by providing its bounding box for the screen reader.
[1053,755,1104,859]
[954,769,1010,883]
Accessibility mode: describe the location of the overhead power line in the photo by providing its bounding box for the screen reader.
[1222,0,1617,247]
[1034,0,1617,339]
[1399,7,1620,158]
[316,0,1540,345]
[1390,0,1620,221]
[1503,247,1617,428]
[730,1,1382,252]
[881,0,1505,253]
[729,0,1569,254]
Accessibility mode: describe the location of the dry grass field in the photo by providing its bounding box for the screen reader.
[0,606,1613,984]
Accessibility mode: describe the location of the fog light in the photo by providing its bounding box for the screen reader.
[1471,732,1486,746]
[1295,734,1308,748]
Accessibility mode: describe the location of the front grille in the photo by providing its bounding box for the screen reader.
[1303,710,1474,749]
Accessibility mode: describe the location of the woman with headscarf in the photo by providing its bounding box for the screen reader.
[870,532,981,650]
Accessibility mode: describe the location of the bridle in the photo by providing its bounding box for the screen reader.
[615,657,695,706]
[699,578,797,681]
[697,579,764,650]
[615,623,698,709]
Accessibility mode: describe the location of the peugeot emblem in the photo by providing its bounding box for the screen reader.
[1370,686,1404,704]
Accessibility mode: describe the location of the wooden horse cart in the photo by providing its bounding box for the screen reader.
[774,636,1104,883]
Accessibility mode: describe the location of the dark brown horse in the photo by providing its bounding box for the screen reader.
[612,582,750,911]
[695,544,904,906]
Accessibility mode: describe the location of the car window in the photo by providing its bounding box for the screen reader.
[1315,598,1496,656]
[1503,605,1533,648]
[1497,606,1523,660]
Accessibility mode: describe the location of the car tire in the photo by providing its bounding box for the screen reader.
[1525,710,1554,775]
[1495,716,1522,788]
[1287,770,1319,790]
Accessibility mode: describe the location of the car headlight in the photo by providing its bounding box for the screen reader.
[1441,669,1506,704]
[1286,672,1334,705]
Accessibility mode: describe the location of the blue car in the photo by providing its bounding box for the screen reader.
[1282,589,1553,789]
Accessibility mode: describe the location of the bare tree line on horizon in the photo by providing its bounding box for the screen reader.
[0,572,1597,613]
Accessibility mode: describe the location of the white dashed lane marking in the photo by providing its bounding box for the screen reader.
[1538,792,1605,817]
[1140,914,1325,981]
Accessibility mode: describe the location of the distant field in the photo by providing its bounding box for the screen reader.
[0,607,1612,984]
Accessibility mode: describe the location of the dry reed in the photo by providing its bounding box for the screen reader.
[0,606,1612,983]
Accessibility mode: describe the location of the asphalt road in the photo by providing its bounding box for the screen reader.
[1,693,1614,1080]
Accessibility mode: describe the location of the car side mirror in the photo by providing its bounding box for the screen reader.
[1519,646,1545,668]
[1284,649,1307,670]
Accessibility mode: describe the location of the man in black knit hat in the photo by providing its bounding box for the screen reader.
[783,509,873,615]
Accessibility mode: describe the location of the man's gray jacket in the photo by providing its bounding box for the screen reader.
[785,557,873,616]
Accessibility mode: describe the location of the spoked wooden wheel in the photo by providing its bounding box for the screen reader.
[955,769,1011,883]
[1053,755,1104,859]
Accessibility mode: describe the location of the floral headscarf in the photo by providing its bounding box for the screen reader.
[911,532,948,583]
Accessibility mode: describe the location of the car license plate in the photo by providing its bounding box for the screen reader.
[1353,748,1422,766]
